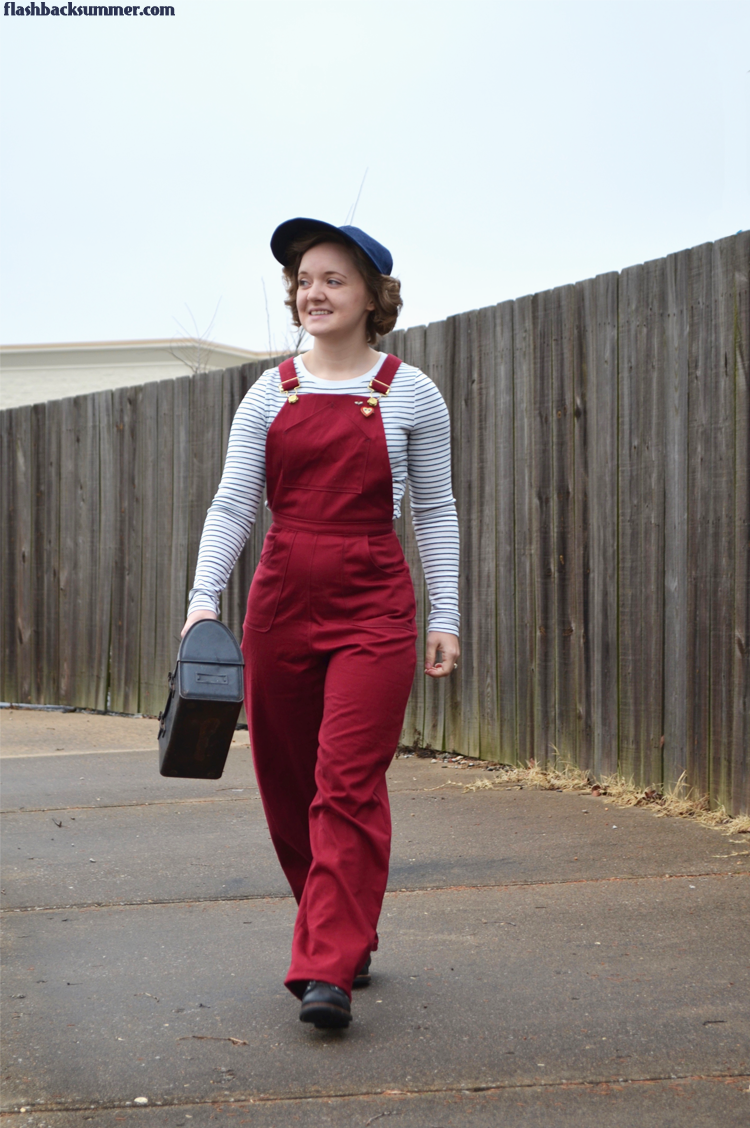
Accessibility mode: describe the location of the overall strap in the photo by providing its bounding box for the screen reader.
[278,357,300,391]
[369,354,402,396]
[279,354,401,395]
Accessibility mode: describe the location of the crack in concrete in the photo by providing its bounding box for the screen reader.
[1,795,261,815]
[0,785,462,816]
[2,869,745,915]
[3,1070,749,1115]
[0,748,163,760]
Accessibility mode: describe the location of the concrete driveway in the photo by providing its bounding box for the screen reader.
[1,708,748,1126]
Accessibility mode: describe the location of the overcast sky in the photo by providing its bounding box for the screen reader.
[0,0,747,353]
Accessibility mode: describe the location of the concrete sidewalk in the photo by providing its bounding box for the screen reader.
[1,709,748,1126]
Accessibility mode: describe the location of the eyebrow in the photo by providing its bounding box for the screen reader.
[298,269,348,278]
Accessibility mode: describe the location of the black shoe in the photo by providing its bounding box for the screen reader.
[353,955,371,989]
[299,981,352,1028]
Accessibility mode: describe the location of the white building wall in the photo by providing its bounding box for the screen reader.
[0,340,272,410]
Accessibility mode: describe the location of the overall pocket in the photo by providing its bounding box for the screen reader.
[245,528,295,632]
[280,405,372,494]
[366,531,408,575]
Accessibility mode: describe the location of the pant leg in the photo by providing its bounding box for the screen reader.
[242,617,326,904]
[285,625,417,999]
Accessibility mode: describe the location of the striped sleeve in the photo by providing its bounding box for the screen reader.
[408,374,461,636]
[187,373,271,614]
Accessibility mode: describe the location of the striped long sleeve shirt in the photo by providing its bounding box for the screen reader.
[188,352,460,636]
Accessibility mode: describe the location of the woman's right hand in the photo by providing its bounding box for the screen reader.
[181,609,219,638]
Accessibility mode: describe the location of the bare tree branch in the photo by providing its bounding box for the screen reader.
[344,167,369,225]
[170,300,223,375]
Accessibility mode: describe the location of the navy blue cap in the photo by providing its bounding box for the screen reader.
[271,217,393,276]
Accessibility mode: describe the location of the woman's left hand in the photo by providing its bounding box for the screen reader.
[424,631,460,678]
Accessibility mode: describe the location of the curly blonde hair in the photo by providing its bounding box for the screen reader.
[282,231,402,346]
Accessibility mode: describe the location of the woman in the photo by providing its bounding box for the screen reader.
[183,218,460,1029]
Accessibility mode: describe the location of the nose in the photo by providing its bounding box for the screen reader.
[306,277,328,303]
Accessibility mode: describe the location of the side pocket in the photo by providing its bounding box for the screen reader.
[245,531,295,632]
[366,531,407,575]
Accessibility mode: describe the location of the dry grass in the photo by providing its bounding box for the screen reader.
[445,759,750,837]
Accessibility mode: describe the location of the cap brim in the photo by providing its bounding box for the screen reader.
[270,218,345,266]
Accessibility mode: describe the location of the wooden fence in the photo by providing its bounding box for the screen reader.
[2,233,748,814]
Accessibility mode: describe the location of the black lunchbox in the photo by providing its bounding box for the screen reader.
[158,619,244,779]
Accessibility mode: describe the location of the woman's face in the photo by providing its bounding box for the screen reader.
[296,242,375,343]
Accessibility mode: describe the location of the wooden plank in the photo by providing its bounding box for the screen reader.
[618,259,666,788]
[575,277,620,778]
[571,282,592,772]
[109,386,143,714]
[640,257,663,789]
[30,403,47,703]
[42,399,61,705]
[574,280,594,777]
[686,244,713,802]
[153,379,177,715]
[13,407,34,703]
[137,382,160,715]
[639,255,666,792]
[1,410,19,702]
[474,305,499,760]
[78,393,105,710]
[448,310,476,758]
[618,266,636,785]
[455,309,477,759]
[379,327,402,359]
[398,324,428,750]
[57,397,78,706]
[447,305,497,761]
[641,256,667,789]
[57,398,77,706]
[169,377,191,670]
[93,391,114,712]
[513,295,535,764]
[708,237,737,811]
[444,313,466,756]
[617,265,639,786]
[663,250,690,792]
[552,284,578,768]
[0,412,10,699]
[494,301,516,764]
[730,231,750,814]
[588,273,619,778]
[531,291,555,768]
[422,316,454,751]
[59,395,99,709]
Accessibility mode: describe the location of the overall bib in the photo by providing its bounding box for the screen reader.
[242,355,418,999]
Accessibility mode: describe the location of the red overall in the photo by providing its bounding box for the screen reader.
[241,355,417,1000]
